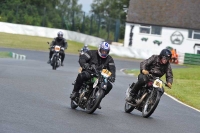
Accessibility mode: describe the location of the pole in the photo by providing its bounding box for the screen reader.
[43,7,46,27]
[82,12,85,33]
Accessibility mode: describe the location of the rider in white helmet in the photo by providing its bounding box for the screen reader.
[70,41,116,108]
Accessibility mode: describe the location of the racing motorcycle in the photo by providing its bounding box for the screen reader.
[47,42,63,70]
[71,64,112,114]
[124,74,170,118]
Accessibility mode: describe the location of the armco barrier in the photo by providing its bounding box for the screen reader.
[184,53,200,65]
[10,52,26,60]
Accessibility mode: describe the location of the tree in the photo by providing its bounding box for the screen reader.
[90,0,129,40]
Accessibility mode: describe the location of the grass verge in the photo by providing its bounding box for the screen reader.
[0,52,11,58]
[0,32,97,54]
[124,66,200,110]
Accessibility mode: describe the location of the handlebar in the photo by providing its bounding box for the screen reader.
[147,74,171,89]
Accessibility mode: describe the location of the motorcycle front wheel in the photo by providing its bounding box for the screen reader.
[85,89,105,114]
[124,102,134,113]
[142,90,161,118]
[71,100,78,109]
[52,56,57,70]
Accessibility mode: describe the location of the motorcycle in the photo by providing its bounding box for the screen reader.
[71,65,112,114]
[124,74,170,118]
[47,42,62,70]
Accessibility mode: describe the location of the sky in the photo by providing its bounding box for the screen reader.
[78,0,93,13]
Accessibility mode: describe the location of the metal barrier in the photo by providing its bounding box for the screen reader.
[10,52,26,60]
[184,53,200,65]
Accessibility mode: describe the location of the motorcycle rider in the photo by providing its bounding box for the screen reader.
[81,43,89,53]
[47,31,68,66]
[126,49,173,102]
[70,41,116,107]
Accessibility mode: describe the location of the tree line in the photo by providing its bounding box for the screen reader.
[0,0,129,41]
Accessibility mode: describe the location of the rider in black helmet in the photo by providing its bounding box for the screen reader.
[126,49,173,102]
[47,31,68,66]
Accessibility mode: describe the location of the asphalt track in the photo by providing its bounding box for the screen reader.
[0,48,199,133]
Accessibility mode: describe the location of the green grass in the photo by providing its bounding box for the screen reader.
[0,51,11,58]
[0,32,97,53]
[124,66,200,110]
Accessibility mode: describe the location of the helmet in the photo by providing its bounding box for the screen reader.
[159,49,172,60]
[98,42,110,58]
[57,31,63,39]
[84,44,88,47]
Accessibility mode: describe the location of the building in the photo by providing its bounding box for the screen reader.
[124,0,200,54]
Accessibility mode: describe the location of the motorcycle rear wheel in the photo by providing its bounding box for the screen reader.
[85,89,105,114]
[124,102,134,113]
[142,90,161,118]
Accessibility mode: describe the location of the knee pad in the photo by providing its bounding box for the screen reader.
[138,74,148,83]
[78,71,91,81]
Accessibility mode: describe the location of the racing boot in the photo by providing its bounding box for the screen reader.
[126,82,141,103]
[98,103,102,109]
[47,59,51,64]
[70,92,79,100]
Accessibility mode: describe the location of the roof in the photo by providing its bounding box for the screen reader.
[127,0,200,30]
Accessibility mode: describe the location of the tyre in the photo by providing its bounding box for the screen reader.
[124,102,134,113]
[85,89,105,114]
[52,57,57,70]
[71,100,78,109]
[142,90,161,118]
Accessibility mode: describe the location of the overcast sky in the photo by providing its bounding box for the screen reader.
[78,0,93,13]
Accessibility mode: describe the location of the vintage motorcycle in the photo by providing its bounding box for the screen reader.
[47,42,63,70]
[71,65,112,114]
[124,74,170,118]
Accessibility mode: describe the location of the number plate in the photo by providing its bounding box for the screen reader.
[153,79,162,88]
[101,69,112,78]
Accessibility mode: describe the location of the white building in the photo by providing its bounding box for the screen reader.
[124,0,200,55]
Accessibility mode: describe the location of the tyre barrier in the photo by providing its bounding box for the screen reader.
[10,52,26,60]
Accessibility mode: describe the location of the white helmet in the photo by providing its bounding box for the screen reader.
[98,42,110,58]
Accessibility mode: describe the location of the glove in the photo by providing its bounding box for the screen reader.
[142,70,149,75]
[108,76,115,83]
[167,82,172,88]
[61,47,65,51]
[82,63,90,70]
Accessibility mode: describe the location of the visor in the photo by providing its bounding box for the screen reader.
[100,49,109,58]
[162,56,170,61]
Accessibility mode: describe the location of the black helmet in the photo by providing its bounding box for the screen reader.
[159,49,172,60]
[57,31,63,39]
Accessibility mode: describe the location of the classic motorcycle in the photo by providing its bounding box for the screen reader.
[47,42,62,70]
[71,65,112,114]
[124,74,170,118]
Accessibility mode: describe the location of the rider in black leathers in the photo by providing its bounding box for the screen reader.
[126,49,173,102]
[70,42,116,104]
[47,31,68,66]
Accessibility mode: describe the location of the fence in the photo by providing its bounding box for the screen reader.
[184,53,200,65]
